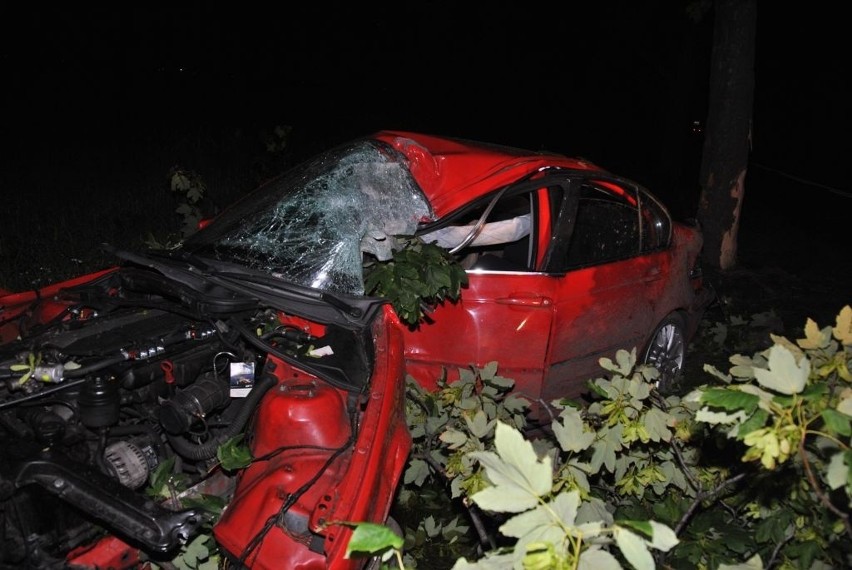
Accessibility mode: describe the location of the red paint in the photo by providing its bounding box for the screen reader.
[213,307,410,569]
[65,535,143,570]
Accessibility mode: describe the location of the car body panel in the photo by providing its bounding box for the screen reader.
[403,270,556,398]
[394,131,709,409]
[375,130,599,216]
[214,307,410,569]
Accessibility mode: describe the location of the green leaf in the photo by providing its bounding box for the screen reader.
[499,492,581,565]
[589,423,623,473]
[217,434,252,471]
[736,408,771,436]
[641,407,672,442]
[363,235,467,326]
[186,186,204,203]
[826,452,849,490]
[617,519,652,537]
[171,171,190,191]
[439,428,469,449]
[343,522,403,557]
[599,349,635,376]
[616,348,636,375]
[479,360,498,379]
[614,525,654,570]
[404,458,430,486]
[464,409,491,439]
[147,456,177,498]
[717,554,764,570]
[552,407,595,452]
[821,409,852,437]
[181,494,227,518]
[753,344,810,395]
[754,510,792,544]
[648,521,679,552]
[578,547,622,570]
[469,422,553,513]
[168,533,214,570]
[700,388,760,413]
[785,539,820,570]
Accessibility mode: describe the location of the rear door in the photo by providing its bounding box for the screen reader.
[540,178,668,403]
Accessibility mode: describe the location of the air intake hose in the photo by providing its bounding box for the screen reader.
[166,372,276,461]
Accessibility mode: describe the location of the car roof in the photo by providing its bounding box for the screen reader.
[371,131,605,217]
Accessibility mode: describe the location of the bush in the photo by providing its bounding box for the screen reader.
[380,306,852,569]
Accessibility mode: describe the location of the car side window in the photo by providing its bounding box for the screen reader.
[639,189,671,252]
[422,192,536,271]
[562,181,640,269]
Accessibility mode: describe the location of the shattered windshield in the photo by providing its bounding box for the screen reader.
[181,140,434,295]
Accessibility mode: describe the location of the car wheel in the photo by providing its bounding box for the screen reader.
[642,312,687,393]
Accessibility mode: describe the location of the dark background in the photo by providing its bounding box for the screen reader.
[1,2,849,320]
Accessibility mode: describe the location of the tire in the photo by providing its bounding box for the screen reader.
[642,312,687,394]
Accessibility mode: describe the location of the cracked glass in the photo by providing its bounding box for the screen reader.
[182,140,434,294]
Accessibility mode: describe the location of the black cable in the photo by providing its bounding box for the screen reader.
[237,405,361,566]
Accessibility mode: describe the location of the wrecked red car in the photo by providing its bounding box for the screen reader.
[0,131,712,568]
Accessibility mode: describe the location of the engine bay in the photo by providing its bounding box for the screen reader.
[0,261,400,569]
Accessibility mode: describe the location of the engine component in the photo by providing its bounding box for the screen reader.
[103,439,158,489]
[25,408,66,445]
[78,376,120,428]
[11,449,202,553]
[158,372,231,435]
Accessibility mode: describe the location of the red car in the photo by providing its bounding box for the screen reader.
[0,131,712,568]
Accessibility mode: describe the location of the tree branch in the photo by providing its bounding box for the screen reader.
[670,438,701,492]
[674,472,748,536]
[798,435,852,540]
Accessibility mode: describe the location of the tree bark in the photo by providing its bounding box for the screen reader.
[696,0,756,271]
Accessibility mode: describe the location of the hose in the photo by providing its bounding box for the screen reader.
[166,372,276,461]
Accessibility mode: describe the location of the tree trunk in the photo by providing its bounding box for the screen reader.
[696,0,756,271]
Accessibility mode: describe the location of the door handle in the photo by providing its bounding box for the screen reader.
[495,294,552,307]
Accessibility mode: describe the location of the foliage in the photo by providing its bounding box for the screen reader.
[341,521,406,568]
[355,306,852,569]
[403,362,529,499]
[217,434,253,471]
[690,304,852,567]
[364,236,469,327]
[145,167,208,250]
[143,436,253,569]
[457,422,679,570]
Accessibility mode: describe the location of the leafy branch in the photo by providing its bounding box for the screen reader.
[364,236,468,327]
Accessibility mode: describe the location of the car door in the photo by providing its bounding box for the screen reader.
[404,186,558,400]
[539,177,667,404]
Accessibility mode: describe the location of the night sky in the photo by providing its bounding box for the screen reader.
[1,3,848,261]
